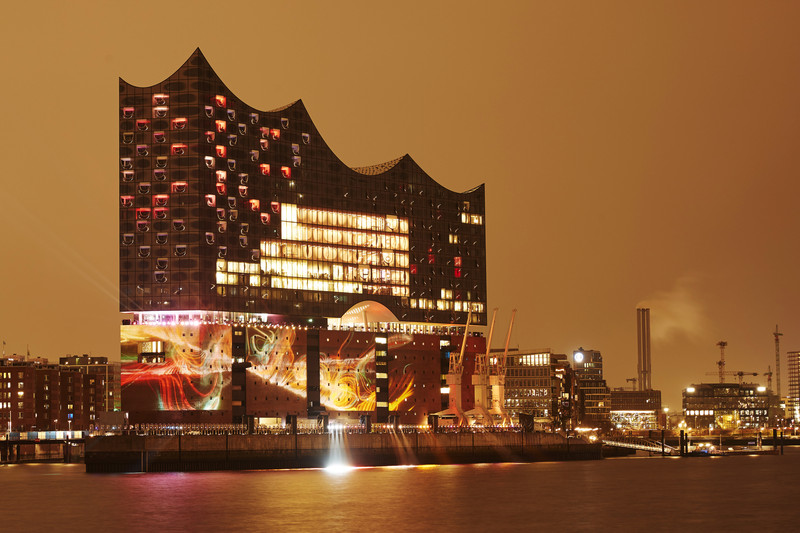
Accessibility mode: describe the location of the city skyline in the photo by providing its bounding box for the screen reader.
[1,2,799,409]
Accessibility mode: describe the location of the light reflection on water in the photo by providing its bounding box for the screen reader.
[2,449,799,532]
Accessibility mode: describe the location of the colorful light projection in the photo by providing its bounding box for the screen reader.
[121,324,231,411]
[122,324,420,414]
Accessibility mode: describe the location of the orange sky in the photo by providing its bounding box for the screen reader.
[1,1,798,408]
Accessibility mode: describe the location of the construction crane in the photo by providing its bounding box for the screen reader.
[466,308,497,426]
[774,325,782,398]
[716,341,728,383]
[705,370,758,386]
[625,377,638,391]
[488,309,516,426]
[436,310,472,426]
[764,366,773,392]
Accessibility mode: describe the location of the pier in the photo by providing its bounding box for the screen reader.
[85,430,602,473]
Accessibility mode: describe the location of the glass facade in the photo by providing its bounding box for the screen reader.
[120,49,487,325]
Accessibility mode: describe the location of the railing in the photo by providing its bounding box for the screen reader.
[603,436,677,455]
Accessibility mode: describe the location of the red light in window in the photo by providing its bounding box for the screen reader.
[454,268,462,278]
[122,107,134,118]
[153,94,169,105]
[410,265,418,274]
[271,202,280,214]
[454,257,462,267]
[205,131,215,142]
[171,143,187,155]
[153,132,165,143]
[260,212,270,224]
[171,118,187,130]
[153,195,169,207]
[205,194,216,207]
[270,129,280,140]
[120,196,134,207]
[428,254,435,264]
[136,208,151,220]
[136,119,150,131]
[154,208,169,219]
[215,145,226,157]
[259,164,271,176]
[281,166,291,179]
[249,199,260,211]
[215,95,226,107]
[216,183,226,195]
[171,182,188,193]
[215,120,226,133]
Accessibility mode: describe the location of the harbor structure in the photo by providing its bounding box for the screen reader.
[682,382,774,430]
[119,49,487,427]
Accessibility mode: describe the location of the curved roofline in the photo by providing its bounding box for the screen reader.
[121,48,484,196]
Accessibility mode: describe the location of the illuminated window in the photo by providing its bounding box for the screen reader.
[259,164,271,176]
[153,107,168,118]
[136,144,149,156]
[171,182,187,193]
[238,185,248,197]
[216,183,226,195]
[153,195,169,207]
[138,183,150,194]
[205,157,215,169]
[215,145,226,157]
[205,194,216,207]
[136,119,150,131]
[271,202,280,214]
[136,220,149,232]
[136,208,151,219]
[122,171,134,182]
[171,118,187,130]
[153,131,165,143]
[216,170,227,183]
[270,128,280,140]
[120,196,134,207]
[249,199,260,211]
[120,158,132,169]
[205,131,215,143]
[153,94,168,106]
[260,212,270,224]
[215,120,226,133]
[215,95,226,108]
[281,166,291,179]
[154,208,168,219]
[122,107,134,118]
[217,221,227,233]
[156,157,168,168]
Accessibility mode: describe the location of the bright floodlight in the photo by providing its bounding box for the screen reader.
[574,352,584,363]
[757,386,766,392]
[686,387,695,393]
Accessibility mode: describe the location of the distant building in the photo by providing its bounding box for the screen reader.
[0,355,121,432]
[682,382,774,430]
[572,348,610,427]
[787,351,799,422]
[501,350,553,424]
[610,389,662,430]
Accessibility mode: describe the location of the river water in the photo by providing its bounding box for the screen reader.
[2,449,797,532]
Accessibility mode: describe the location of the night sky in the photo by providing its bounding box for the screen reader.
[1,1,798,408]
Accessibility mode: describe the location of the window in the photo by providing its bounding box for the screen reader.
[215,95,226,107]
[172,219,185,231]
[249,113,259,124]
[281,118,289,129]
[171,143,187,156]
[271,128,281,140]
[281,166,291,179]
[259,164,270,176]
[153,131,165,143]
[153,169,166,181]
[153,94,169,106]
[171,182,187,193]
[136,119,150,131]
[302,133,310,144]
[205,106,214,118]
[122,107,134,118]
[171,118,187,130]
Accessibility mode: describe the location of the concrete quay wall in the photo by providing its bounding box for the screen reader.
[85,432,601,473]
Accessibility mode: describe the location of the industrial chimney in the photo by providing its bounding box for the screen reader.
[636,308,652,390]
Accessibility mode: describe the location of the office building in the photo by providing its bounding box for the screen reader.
[682,382,774,430]
[572,348,610,427]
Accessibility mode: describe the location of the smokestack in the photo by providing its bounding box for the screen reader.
[637,308,652,390]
